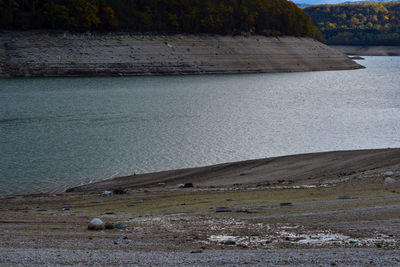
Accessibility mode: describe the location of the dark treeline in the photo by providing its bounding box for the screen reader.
[0,0,322,39]
[304,2,400,45]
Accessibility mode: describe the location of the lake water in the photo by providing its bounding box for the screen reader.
[1,56,399,195]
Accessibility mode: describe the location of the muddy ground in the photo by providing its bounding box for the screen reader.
[1,149,399,265]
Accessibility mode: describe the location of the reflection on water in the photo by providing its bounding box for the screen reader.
[0,56,399,194]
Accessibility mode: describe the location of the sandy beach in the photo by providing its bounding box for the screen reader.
[1,148,399,265]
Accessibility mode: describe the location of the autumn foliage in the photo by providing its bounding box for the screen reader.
[304,2,400,45]
[0,0,322,40]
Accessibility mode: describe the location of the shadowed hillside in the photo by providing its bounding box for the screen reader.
[0,0,322,40]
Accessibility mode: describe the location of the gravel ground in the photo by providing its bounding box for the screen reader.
[1,248,399,266]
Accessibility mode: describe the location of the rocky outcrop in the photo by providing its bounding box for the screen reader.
[0,31,363,77]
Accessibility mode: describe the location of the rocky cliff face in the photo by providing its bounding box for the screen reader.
[0,32,363,77]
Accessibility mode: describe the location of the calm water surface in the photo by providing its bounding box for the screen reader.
[1,56,399,194]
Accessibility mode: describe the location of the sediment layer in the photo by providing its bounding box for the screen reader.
[0,32,363,77]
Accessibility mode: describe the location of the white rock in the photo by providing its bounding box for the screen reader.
[384,177,396,185]
[384,171,394,176]
[88,218,104,230]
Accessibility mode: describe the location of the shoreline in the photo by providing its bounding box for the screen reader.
[0,32,363,77]
[65,148,400,194]
[330,45,400,56]
[1,148,398,197]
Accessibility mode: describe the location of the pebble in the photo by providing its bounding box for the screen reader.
[104,211,117,215]
[113,222,127,229]
[338,195,350,199]
[36,207,48,211]
[131,200,143,204]
[62,204,72,211]
[88,218,104,231]
[190,250,203,254]
[216,207,232,213]
[113,189,127,195]
[384,177,396,185]
[222,240,236,245]
[178,183,194,188]
[280,202,292,206]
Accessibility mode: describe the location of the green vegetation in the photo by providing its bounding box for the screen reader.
[304,2,400,45]
[0,0,322,39]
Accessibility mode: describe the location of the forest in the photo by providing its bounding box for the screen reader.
[304,2,400,45]
[0,0,322,39]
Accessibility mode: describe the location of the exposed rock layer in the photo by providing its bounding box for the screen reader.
[0,32,363,77]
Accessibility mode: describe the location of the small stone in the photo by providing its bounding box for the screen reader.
[36,207,48,211]
[178,183,193,188]
[384,171,394,176]
[222,239,236,245]
[105,222,115,230]
[239,173,246,176]
[226,199,234,201]
[104,211,117,215]
[103,190,112,196]
[113,189,127,195]
[62,204,72,211]
[280,202,292,206]
[338,195,350,199]
[113,222,127,229]
[88,218,104,231]
[216,207,232,213]
[131,200,143,204]
[384,177,396,185]
[190,250,203,254]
